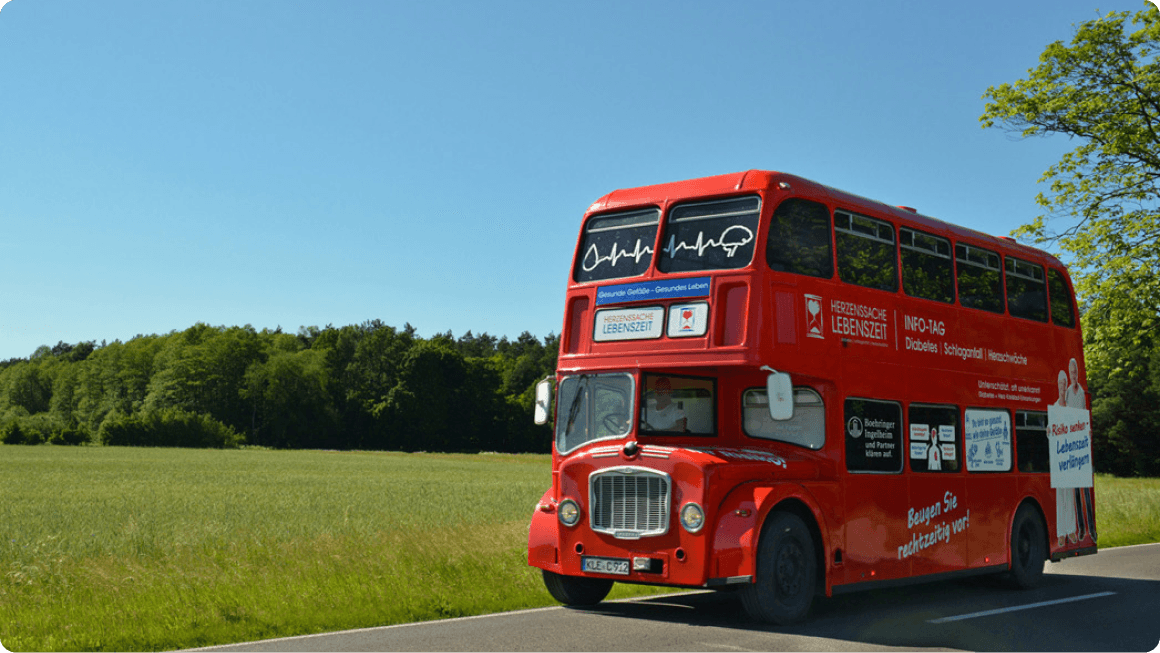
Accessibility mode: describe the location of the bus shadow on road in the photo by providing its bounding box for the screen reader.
[571,573,1159,652]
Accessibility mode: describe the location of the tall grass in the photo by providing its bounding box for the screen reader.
[0,446,651,651]
[0,449,1155,651]
[1092,473,1160,548]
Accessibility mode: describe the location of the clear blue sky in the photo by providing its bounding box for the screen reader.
[0,0,1142,360]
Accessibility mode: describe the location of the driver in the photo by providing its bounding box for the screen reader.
[644,377,687,431]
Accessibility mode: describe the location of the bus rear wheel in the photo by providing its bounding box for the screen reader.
[1006,504,1046,589]
[541,569,613,606]
[740,512,817,625]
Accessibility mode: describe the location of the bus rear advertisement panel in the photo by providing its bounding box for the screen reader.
[530,169,1094,626]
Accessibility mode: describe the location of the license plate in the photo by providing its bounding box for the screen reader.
[582,556,630,576]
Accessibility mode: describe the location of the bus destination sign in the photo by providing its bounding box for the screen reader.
[595,277,711,306]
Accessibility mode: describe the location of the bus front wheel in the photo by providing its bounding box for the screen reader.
[541,569,613,606]
[1006,504,1046,589]
[740,512,817,625]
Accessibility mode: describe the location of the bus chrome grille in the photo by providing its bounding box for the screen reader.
[589,467,671,539]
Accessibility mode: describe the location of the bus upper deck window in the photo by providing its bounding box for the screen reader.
[1047,268,1076,327]
[766,198,834,278]
[658,196,761,273]
[901,228,954,303]
[835,210,898,292]
[956,243,1004,313]
[574,208,660,283]
[1005,256,1047,322]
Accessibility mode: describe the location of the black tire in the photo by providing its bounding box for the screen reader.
[1007,504,1046,589]
[541,569,613,606]
[740,512,817,625]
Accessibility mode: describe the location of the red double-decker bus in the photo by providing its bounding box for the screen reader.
[527,170,1097,624]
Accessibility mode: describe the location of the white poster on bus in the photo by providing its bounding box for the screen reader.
[592,307,665,342]
[963,409,1011,472]
[1047,405,1093,489]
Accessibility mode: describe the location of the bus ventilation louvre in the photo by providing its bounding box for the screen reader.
[590,469,671,539]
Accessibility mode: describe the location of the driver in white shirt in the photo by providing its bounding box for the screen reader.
[645,376,687,431]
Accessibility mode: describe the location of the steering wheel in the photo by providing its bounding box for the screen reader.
[602,412,627,433]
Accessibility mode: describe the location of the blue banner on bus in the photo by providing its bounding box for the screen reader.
[595,277,711,306]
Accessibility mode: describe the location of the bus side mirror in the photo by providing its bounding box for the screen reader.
[533,378,552,425]
[766,371,794,421]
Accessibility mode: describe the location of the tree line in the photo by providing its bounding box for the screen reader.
[0,313,1155,475]
[0,321,557,453]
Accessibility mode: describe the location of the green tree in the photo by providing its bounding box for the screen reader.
[981,5,1160,475]
[75,336,165,433]
[4,362,52,415]
[243,348,336,449]
[381,339,469,452]
[144,325,263,432]
[981,8,1160,290]
[1085,282,1160,475]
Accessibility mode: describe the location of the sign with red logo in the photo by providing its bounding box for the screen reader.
[667,302,708,338]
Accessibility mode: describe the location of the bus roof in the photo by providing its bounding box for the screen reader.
[586,170,1063,269]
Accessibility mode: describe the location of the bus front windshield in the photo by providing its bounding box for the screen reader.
[555,374,634,453]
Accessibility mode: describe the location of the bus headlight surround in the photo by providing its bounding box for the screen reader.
[558,499,581,527]
[680,502,705,533]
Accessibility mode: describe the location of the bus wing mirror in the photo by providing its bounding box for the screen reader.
[765,370,794,421]
[533,378,552,425]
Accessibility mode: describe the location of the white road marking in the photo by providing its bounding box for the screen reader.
[698,644,758,652]
[927,591,1117,624]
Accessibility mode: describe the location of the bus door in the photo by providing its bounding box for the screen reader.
[905,404,967,576]
[841,397,910,584]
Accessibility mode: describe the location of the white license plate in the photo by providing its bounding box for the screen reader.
[582,556,630,576]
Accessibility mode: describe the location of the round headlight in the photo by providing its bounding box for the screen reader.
[680,502,705,533]
[558,499,581,527]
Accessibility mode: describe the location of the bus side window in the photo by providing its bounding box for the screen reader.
[1016,411,1050,473]
[1006,256,1048,322]
[743,387,824,450]
[1047,268,1076,328]
[844,398,903,473]
[766,198,834,279]
[835,211,898,292]
[900,228,954,303]
[907,405,960,472]
[956,244,1004,313]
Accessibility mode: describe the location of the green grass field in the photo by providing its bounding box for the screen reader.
[1090,473,1160,548]
[0,446,671,652]
[0,448,1156,651]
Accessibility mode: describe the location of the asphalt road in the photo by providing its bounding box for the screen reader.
[198,542,1160,652]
